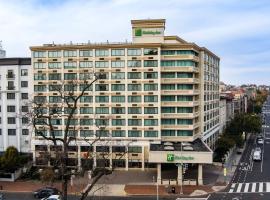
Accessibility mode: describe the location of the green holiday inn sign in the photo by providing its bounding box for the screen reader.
[135,28,161,36]
[167,153,194,162]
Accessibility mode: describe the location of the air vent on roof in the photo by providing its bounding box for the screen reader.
[164,146,174,150]
[164,142,174,146]
[183,146,194,151]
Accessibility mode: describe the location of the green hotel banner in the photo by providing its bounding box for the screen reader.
[135,28,162,36]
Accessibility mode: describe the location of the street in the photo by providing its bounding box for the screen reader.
[209,97,270,200]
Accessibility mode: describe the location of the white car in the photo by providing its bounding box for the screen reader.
[253,150,261,161]
[41,195,62,200]
[257,138,264,145]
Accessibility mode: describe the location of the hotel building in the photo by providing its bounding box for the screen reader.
[30,19,219,185]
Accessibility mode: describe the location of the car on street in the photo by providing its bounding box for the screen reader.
[257,138,264,145]
[253,149,262,161]
[255,147,261,153]
[33,187,60,199]
[41,195,62,200]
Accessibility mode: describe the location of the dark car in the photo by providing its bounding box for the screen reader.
[33,187,60,199]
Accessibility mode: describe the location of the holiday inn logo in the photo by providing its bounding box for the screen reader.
[167,154,174,161]
[135,28,142,36]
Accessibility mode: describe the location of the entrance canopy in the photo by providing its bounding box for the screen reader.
[149,138,213,164]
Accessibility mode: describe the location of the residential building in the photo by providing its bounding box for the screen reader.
[0,42,6,58]
[0,58,33,153]
[30,19,219,185]
[219,97,227,135]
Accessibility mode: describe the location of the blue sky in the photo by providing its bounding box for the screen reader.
[0,0,269,85]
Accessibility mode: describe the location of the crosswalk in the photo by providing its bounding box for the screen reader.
[229,182,270,193]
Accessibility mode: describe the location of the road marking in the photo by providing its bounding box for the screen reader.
[267,182,270,192]
[236,183,243,193]
[259,182,263,192]
[229,183,236,193]
[244,183,250,192]
[251,183,256,192]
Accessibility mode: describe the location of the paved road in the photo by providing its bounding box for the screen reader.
[209,97,270,200]
[0,192,179,200]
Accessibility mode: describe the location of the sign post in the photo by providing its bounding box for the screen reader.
[223,167,227,183]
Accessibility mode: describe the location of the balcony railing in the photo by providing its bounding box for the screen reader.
[6,74,15,79]
[7,86,15,90]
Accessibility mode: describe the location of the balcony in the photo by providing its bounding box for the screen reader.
[6,73,15,79]
[6,86,15,90]
[161,112,200,119]
[161,101,199,107]
[161,66,199,73]
[161,78,200,84]
[161,123,200,130]
[161,89,200,95]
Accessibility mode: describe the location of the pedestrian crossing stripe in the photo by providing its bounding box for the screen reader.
[229,182,270,193]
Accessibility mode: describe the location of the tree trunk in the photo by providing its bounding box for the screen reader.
[62,145,68,200]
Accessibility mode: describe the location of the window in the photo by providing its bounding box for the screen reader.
[7,106,15,112]
[161,119,175,125]
[177,107,193,113]
[144,95,158,102]
[49,96,61,103]
[64,73,77,80]
[95,84,108,91]
[161,60,197,67]
[48,51,61,57]
[21,81,28,87]
[33,51,46,58]
[144,131,158,137]
[95,96,109,103]
[21,69,28,76]
[111,107,125,114]
[22,129,29,135]
[79,84,93,91]
[111,61,125,68]
[8,117,16,124]
[79,61,93,68]
[144,72,158,79]
[144,107,158,114]
[111,84,125,91]
[128,130,142,137]
[64,84,77,92]
[161,84,175,90]
[128,146,142,153]
[128,119,142,126]
[7,81,15,90]
[111,96,125,103]
[95,49,109,57]
[177,119,193,125]
[144,119,158,126]
[21,93,28,99]
[144,84,158,91]
[80,107,93,114]
[127,49,141,56]
[161,50,198,56]
[80,130,94,137]
[128,84,141,91]
[161,107,175,113]
[127,60,141,67]
[80,96,93,103]
[112,119,125,126]
[95,107,109,114]
[21,106,29,112]
[48,85,61,91]
[177,84,193,90]
[80,119,93,125]
[48,62,61,69]
[111,49,125,56]
[128,72,141,79]
[22,117,29,124]
[64,50,77,57]
[177,96,193,101]
[48,73,61,80]
[95,61,109,68]
[161,130,175,136]
[144,60,158,67]
[95,119,109,126]
[161,72,175,78]
[111,72,125,79]
[128,96,141,102]
[34,73,46,80]
[7,93,15,99]
[8,129,16,135]
[144,48,158,55]
[112,130,125,137]
[96,130,109,137]
[34,62,46,69]
[79,50,93,57]
[161,95,175,101]
[177,72,193,78]
[177,130,193,136]
[64,61,77,69]
[128,107,141,114]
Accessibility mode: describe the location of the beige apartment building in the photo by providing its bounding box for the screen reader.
[30,19,219,185]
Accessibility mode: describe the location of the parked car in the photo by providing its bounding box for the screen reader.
[255,147,261,153]
[41,195,62,200]
[33,187,60,199]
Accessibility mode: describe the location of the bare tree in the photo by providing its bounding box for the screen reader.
[27,72,129,200]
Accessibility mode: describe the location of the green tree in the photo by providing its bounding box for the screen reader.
[1,146,19,172]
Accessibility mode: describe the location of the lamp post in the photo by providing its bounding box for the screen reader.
[153,176,159,200]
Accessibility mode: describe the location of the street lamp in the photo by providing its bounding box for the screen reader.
[153,176,159,200]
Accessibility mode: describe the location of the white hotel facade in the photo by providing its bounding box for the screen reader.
[30,19,219,185]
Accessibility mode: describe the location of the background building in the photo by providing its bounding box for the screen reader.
[30,19,219,185]
[0,58,33,153]
[0,41,6,58]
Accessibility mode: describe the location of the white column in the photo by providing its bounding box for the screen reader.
[198,164,203,185]
[125,146,129,171]
[157,163,162,184]
[93,145,97,168]
[141,146,145,171]
[78,146,81,170]
[47,145,51,166]
[177,164,183,185]
[109,145,113,169]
